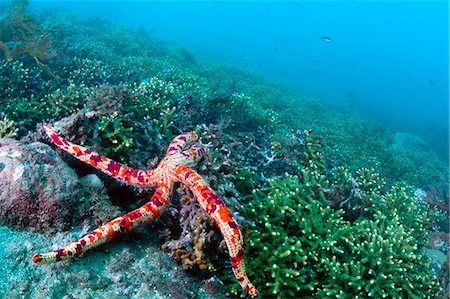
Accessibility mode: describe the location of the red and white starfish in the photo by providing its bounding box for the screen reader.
[32,124,258,297]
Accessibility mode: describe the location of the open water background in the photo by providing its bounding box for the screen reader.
[29,0,450,161]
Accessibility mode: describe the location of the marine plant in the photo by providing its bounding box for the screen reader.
[0,113,18,138]
[97,112,134,162]
[0,59,42,100]
[232,130,440,297]
[0,0,55,60]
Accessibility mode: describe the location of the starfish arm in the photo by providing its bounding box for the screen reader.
[167,144,206,169]
[32,183,172,264]
[175,165,258,297]
[166,132,199,156]
[43,124,157,187]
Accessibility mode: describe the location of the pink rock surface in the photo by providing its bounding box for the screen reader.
[0,138,81,232]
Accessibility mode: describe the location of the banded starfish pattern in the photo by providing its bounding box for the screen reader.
[32,124,258,297]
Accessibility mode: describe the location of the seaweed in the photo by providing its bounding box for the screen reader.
[0,0,55,61]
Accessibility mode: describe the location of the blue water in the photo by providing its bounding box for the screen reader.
[30,0,449,160]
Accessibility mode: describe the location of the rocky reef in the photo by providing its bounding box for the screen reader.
[0,138,81,232]
[0,0,448,297]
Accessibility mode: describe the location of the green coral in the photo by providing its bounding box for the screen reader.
[234,168,255,195]
[429,205,449,232]
[97,112,134,161]
[241,174,349,297]
[0,114,18,138]
[232,131,440,298]
[210,92,278,130]
[320,209,434,298]
[0,60,89,129]
[354,167,386,194]
[40,81,93,118]
[128,78,177,141]
[319,186,435,298]
[0,59,42,100]
[69,57,111,86]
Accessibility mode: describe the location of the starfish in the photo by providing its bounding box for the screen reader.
[32,124,258,297]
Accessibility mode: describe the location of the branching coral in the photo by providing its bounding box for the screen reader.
[97,112,134,161]
[0,59,43,100]
[0,113,18,138]
[206,92,279,131]
[240,174,349,297]
[0,60,86,130]
[319,186,436,298]
[69,57,111,86]
[41,81,93,118]
[232,130,440,298]
[129,78,177,140]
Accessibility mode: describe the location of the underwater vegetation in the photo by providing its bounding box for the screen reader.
[0,0,55,61]
[0,113,18,138]
[0,0,448,297]
[232,131,440,298]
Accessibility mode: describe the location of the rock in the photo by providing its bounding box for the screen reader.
[425,248,447,265]
[78,174,123,228]
[0,138,82,233]
[80,174,105,190]
[0,225,229,298]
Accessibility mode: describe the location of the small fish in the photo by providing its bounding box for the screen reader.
[428,79,438,87]
[435,99,444,107]
[320,36,333,42]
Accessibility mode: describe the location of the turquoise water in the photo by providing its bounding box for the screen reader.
[29,0,449,161]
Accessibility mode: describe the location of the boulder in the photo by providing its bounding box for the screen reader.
[0,138,81,232]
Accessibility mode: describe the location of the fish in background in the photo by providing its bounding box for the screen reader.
[428,79,438,87]
[320,36,333,42]
[434,99,444,107]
